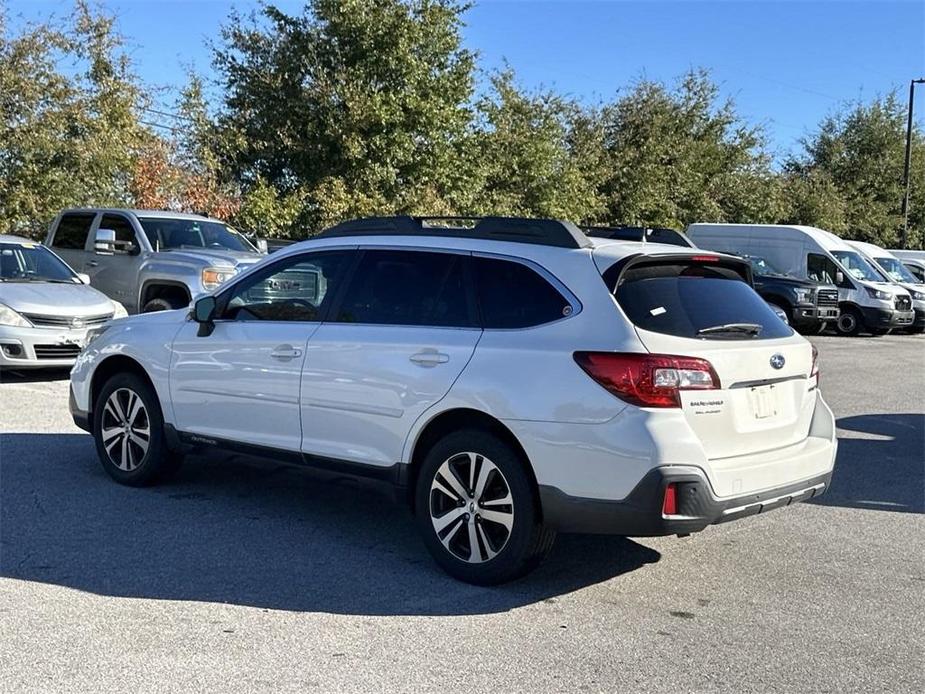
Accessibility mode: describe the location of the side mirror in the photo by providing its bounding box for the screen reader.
[193,296,216,323]
[95,228,116,252]
[77,273,91,285]
[835,270,845,285]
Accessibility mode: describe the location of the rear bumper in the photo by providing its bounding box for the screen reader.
[540,467,833,536]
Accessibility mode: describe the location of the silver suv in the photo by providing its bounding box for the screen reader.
[46,209,263,313]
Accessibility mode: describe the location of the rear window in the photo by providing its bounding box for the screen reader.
[51,213,95,249]
[614,262,792,340]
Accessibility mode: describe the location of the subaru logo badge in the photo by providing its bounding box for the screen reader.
[770,353,785,370]
[70,317,84,329]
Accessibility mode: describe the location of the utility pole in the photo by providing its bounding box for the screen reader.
[901,78,925,249]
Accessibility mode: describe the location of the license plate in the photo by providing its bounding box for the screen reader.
[748,385,778,419]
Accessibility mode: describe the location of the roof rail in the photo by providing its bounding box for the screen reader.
[320,215,592,249]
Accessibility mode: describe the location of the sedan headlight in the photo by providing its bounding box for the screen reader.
[0,303,31,327]
[110,300,128,319]
[793,288,814,304]
[201,267,237,291]
[864,286,891,301]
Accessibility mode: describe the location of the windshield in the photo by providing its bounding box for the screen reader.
[138,218,258,253]
[831,250,886,282]
[874,256,919,284]
[0,243,79,282]
[746,256,789,277]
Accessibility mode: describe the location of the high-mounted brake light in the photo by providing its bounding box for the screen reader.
[574,352,720,408]
[690,255,720,262]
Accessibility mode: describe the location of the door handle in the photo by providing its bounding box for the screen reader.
[270,345,303,361]
[410,350,450,367]
[86,261,99,267]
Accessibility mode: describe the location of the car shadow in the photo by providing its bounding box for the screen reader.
[0,368,72,383]
[812,414,925,514]
[0,432,660,615]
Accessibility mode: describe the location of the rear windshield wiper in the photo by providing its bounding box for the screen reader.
[697,323,763,337]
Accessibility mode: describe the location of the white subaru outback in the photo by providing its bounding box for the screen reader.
[69,216,837,584]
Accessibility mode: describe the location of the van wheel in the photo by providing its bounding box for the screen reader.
[93,372,184,486]
[142,297,182,313]
[414,429,555,585]
[836,308,863,336]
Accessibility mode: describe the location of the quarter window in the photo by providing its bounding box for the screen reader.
[334,250,473,327]
[473,257,571,329]
[51,213,95,250]
[223,251,351,322]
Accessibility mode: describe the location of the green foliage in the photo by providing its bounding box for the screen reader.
[788,93,925,248]
[0,0,148,235]
[1,0,923,248]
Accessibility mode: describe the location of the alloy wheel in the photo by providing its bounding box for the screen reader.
[100,388,150,471]
[429,452,514,563]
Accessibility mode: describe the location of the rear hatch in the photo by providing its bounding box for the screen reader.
[601,252,817,461]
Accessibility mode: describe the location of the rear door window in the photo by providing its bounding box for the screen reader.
[474,256,571,329]
[614,262,792,340]
[334,250,474,327]
[51,213,95,250]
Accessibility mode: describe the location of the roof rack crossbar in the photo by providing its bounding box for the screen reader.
[320,215,591,249]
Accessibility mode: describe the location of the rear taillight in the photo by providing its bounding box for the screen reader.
[810,344,820,385]
[574,352,720,408]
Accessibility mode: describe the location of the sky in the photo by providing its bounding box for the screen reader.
[7,0,925,163]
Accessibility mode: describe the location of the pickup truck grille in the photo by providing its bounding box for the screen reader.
[816,289,839,307]
[895,295,912,311]
[22,312,112,328]
[34,344,82,360]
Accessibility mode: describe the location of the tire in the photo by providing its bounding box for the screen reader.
[142,296,184,313]
[414,429,555,585]
[835,307,864,337]
[93,372,184,486]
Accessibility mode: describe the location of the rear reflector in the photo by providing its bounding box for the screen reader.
[574,352,720,408]
[662,483,678,515]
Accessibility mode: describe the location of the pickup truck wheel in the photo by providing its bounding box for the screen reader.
[93,373,184,486]
[414,429,555,585]
[142,297,183,313]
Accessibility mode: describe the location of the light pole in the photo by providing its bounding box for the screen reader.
[901,78,925,249]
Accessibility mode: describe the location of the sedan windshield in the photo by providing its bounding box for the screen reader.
[0,243,79,282]
[831,250,886,282]
[138,218,258,253]
[874,256,920,284]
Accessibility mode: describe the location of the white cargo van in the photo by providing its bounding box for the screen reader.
[848,240,925,333]
[686,224,914,336]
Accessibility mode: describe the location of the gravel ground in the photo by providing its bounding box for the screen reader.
[1,334,923,693]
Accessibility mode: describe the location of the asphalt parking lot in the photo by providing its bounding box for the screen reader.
[1,334,923,693]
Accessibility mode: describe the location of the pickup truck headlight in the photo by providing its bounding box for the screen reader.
[201,267,236,291]
[110,300,128,319]
[0,303,31,327]
[864,286,891,301]
[793,288,814,304]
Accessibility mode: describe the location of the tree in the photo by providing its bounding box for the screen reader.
[213,0,477,235]
[471,69,605,222]
[0,1,149,235]
[788,93,925,247]
[596,71,781,229]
